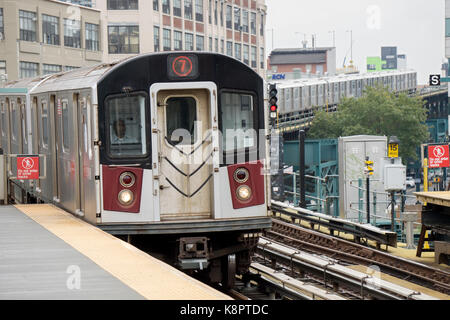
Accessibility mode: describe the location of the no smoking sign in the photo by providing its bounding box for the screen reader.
[17,156,40,180]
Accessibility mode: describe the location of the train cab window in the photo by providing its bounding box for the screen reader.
[166,97,197,146]
[106,93,147,157]
[220,92,255,152]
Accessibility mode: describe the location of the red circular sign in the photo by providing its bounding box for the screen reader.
[22,157,35,170]
[172,56,193,77]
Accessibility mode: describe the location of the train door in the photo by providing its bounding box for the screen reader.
[20,100,28,154]
[75,94,86,214]
[50,95,60,201]
[153,88,216,221]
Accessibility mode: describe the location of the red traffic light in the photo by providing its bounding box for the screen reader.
[270,105,277,112]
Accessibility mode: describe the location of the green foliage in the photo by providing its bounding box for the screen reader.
[308,86,429,161]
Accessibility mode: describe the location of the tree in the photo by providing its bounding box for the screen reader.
[308,86,429,161]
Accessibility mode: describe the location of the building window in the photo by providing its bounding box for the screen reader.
[163,28,171,51]
[243,45,249,65]
[107,0,138,10]
[153,0,159,11]
[195,0,203,22]
[0,8,3,40]
[251,46,256,68]
[242,10,248,33]
[235,43,241,61]
[43,64,62,75]
[19,10,37,42]
[174,30,182,50]
[19,61,39,79]
[209,36,212,51]
[173,0,181,16]
[162,0,170,14]
[260,13,264,36]
[154,26,160,51]
[260,47,264,69]
[214,1,217,25]
[208,0,212,24]
[42,14,60,45]
[86,23,99,51]
[64,19,81,48]
[185,0,193,19]
[196,35,204,51]
[234,7,241,31]
[185,33,193,50]
[215,38,218,52]
[64,66,79,72]
[250,12,256,35]
[226,5,232,29]
[220,3,223,27]
[108,25,139,54]
[0,60,6,77]
[221,39,224,53]
[446,18,450,37]
[226,41,232,56]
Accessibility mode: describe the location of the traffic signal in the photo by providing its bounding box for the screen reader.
[269,84,278,120]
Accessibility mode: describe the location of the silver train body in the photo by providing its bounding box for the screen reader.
[275,70,418,116]
[0,52,271,283]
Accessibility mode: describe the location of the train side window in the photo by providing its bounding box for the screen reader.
[41,101,49,147]
[1,102,4,137]
[62,100,70,152]
[166,97,197,146]
[220,92,256,152]
[11,101,17,141]
[106,93,148,157]
[20,101,27,145]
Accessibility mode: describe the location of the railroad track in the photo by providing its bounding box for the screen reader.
[255,237,439,300]
[266,218,450,295]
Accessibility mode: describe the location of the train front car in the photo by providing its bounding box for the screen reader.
[97,52,271,286]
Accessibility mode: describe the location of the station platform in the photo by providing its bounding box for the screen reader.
[0,204,230,300]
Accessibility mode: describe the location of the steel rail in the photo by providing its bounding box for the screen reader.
[257,237,439,300]
[271,201,397,247]
[267,218,450,295]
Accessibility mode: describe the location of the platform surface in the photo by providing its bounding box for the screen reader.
[415,191,450,207]
[0,205,230,300]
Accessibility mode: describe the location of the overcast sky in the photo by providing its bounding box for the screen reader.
[265,0,445,84]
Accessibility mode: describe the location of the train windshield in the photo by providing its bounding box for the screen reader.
[220,92,256,152]
[106,93,148,157]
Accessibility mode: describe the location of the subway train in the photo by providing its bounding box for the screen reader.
[275,70,418,119]
[0,52,271,287]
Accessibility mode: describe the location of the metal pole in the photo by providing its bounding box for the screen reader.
[391,191,396,232]
[366,177,370,224]
[358,179,363,223]
[293,174,297,206]
[373,192,377,226]
[299,130,306,209]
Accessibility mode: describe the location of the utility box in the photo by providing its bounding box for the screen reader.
[338,135,389,221]
[384,164,406,191]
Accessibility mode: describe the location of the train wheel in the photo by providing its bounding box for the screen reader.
[223,254,236,289]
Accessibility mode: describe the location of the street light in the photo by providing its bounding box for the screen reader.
[328,30,335,48]
[346,30,353,65]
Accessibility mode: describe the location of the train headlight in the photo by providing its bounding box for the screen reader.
[236,185,252,202]
[118,189,134,206]
[234,168,249,183]
[119,172,136,188]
